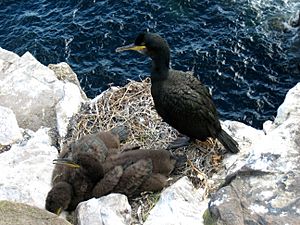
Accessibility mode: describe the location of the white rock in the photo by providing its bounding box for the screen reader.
[76,194,132,225]
[222,120,265,151]
[0,48,19,72]
[144,176,208,225]
[262,120,274,134]
[274,82,300,126]
[0,128,57,209]
[221,120,265,171]
[209,82,300,225]
[225,83,300,174]
[0,50,58,131]
[0,48,85,137]
[54,81,84,137]
[0,106,22,145]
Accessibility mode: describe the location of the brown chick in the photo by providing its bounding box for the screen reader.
[46,153,104,214]
[92,149,176,198]
[45,181,73,215]
[112,159,153,197]
[45,126,128,214]
[103,149,176,175]
[58,125,128,163]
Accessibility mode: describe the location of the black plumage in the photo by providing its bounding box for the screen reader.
[116,32,239,153]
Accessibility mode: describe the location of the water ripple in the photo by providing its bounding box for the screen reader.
[0,0,300,128]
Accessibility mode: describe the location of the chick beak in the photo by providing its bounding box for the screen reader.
[53,159,81,169]
[115,43,147,53]
[55,207,62,215]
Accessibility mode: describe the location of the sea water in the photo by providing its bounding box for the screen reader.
[1,0,299,128]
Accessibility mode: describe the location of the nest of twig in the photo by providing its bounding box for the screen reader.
[64,78,225,224]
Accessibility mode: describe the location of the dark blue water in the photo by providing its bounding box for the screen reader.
[1,0,300,128]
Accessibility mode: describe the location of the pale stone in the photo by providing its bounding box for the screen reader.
[0,48,85,138]
[54,81,84,137]
[222,120,265,151]
[0,106,22,145]
[48,62,87,100]
[209,82,300,225]
[144,176,207,225]
[0,200,71,225]
[221,120,265,172]
[0,50,59,131]
[0,128,57,209]
[274,82,300,125]
[0,48,19,73]
[262,120,274,134]
[75,194,132,225]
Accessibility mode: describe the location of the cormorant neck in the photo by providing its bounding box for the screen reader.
[150,54,170,81]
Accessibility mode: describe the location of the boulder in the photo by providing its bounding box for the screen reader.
[0,105,22,145]
[0,128,57,209]
[48,62,87,100]
[48,62,88,138]
[274,82,300,126]
[144,176,208,225]
[0,47,85,138]
[208,82,300,225]
[0,200,71,225]
[75,194,132,225]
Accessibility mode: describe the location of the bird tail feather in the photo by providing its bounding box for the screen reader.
[217,129,239,153]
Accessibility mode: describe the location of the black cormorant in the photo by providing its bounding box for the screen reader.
[116,32,239,153]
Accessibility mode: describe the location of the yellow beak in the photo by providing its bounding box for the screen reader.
[53,159,81,169]
[56,207,62,215]
[115,43,146,52]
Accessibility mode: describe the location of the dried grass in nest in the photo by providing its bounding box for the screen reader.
[65,78,178,149]
[64,78,226,224]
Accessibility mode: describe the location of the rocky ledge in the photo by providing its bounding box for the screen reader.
[0,47,299,225]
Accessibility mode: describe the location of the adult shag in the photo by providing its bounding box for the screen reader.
[116,32,239,153]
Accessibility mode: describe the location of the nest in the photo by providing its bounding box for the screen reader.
[64,78,225,224]
[65,78,178,149]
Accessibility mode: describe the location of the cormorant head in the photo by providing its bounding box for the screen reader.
[45,181,73,215]
[116,32,170,67]
[53,153,104,182]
